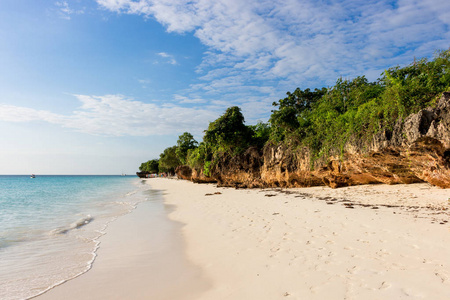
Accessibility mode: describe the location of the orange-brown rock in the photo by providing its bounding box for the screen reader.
[190,169,217,184]
[175,165,192,181]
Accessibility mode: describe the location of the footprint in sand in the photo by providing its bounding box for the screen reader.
[379,281,392,290]
[435,271,449,283]
[376,249,391,257]
[402,288,424,298]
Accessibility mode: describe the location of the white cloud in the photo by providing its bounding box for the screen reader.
[156,52,177,65]
[96,0,449,84]
[55,1,84,20]
[138,79,151,88]
[0,95,218,136]
[157,52,169,58]
[174,94,206,104]
[0,104,63,122]
[96,0,131,12]
[138,79,151,84]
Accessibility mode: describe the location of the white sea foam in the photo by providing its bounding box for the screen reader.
[51,215,94,235]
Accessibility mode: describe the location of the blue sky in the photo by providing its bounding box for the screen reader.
[0,0,449,174]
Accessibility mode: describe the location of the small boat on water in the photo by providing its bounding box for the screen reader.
[30,174,35,178]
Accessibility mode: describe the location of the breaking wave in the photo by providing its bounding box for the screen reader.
[52,215,94,235]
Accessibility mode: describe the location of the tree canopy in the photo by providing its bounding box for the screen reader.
[204,106,253,154]
[139,49,450,174]
[176,132,198,165]
[139,159,159,173]
[159,146,180,174]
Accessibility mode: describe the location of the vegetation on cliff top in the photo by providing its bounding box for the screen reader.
[139,49,450,175]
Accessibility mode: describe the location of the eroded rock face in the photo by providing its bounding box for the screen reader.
[190,169,217,184]
[177,93,450,188]
[212,147,265,188]
[175,165,192,181]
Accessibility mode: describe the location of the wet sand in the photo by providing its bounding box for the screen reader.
[37,189,210,300]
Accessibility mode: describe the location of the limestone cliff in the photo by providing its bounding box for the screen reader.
[177,92,450,188]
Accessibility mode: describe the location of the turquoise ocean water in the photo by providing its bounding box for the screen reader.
[0,175,152,300]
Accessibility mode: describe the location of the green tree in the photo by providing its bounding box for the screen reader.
[204,106,253,154]
[381,50,450,118]
[159,146,181,174]
[176,132,198,164]
[249,121,270,149]
[139,159,159,173]
[186,142,213,171]
[270,87,327,141]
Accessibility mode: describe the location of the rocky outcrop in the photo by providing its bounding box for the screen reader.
[190,169,218,184]
[177,92,450,188]
[175,165,193,181]
[212,147,265,188]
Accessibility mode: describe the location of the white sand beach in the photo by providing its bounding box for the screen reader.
[148,179,450,300]
[38,178,450,299]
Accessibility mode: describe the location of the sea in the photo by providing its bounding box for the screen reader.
[0,175,152,300]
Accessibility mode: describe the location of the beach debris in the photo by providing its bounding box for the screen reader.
[343,203,355,209]
[379,281,391,290]
[265,194,277,197]
[272,212,280,215]
[205,192,222,196]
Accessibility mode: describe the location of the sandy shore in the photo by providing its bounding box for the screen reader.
[37,179,449,299]
[37,189,209,300]
[146,179,450,299]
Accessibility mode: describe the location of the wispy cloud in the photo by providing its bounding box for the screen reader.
[55,1,84,20]
[156,52,177,65]
[138,78,151,88]
[0,95,217,136]
[174,94,206,104]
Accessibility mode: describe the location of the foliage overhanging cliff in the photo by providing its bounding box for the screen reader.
[140,50,450,188]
